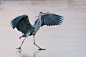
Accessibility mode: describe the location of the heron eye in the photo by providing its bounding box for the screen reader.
[40,12,43,13]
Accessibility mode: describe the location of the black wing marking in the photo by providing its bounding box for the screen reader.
[34,19,40,26]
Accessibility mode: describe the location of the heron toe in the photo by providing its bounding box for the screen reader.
[16,47,21,50]
[38,48,46,50]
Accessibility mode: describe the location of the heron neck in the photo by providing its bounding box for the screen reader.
[38,16,42,27]
[32,16,42,35]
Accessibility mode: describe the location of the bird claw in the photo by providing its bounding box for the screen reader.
[16,47,22,51]
[38,48,46,50]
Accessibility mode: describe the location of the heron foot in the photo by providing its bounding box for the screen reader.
[38,48,46,50]
[16,47,22,51]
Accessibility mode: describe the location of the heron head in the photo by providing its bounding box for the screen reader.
[39,12,49,16]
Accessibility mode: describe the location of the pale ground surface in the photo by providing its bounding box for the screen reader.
[0,0,86,57]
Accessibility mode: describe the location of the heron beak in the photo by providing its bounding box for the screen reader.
[44,13,49,15]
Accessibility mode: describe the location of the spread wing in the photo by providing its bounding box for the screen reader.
[11,15,34,34]
[41,13,63,26]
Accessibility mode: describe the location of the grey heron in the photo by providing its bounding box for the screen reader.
[11,12,63,50]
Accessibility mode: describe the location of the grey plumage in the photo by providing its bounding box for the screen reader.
[41,13,63,26]
[11,12,63,50]
[11,13,63,35]
[11,15,34,34]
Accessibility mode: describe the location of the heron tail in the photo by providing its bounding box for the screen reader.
[19,34,26,39]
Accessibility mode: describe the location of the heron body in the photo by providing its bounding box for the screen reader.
[11,12,63,50]
[32,15,42,35]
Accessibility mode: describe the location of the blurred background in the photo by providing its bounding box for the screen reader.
[0,0,86,57]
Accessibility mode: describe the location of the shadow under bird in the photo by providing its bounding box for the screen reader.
[11,12,63,50]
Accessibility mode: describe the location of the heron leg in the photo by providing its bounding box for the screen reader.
[33,35,46,50]
[33,35,41,49]
[16,37,27,50]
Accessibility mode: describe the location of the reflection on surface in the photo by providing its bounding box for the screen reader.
[18,51,41,57]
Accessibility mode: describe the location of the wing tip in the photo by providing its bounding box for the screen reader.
[10,14,28,29]
[22,15,28,17]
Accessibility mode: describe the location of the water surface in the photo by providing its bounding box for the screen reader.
[0,0,86,57]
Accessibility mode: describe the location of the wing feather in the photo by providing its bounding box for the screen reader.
[11,15,34,34]
[41,13,63,26]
